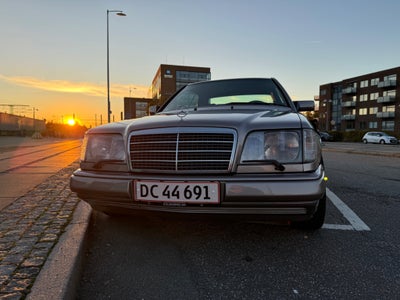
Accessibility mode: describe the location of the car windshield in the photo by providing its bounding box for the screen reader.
[161,78,289,112]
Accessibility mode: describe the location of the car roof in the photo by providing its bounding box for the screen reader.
[187,78,274,86]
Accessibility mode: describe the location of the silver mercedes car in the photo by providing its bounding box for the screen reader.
[70,78,327,229]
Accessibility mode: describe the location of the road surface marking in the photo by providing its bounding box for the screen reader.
[323,188,371,231]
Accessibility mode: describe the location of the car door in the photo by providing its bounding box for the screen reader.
[371,133,380,143]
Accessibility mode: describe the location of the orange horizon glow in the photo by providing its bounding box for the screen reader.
[66,118,76,126]
[0,73,151,128]
[0,74,150,98]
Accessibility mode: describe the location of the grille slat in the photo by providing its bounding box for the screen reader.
[130,130,235,172]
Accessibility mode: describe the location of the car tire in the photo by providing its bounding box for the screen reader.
[379,139,385,144]
[362,139,368,144]
[291,193,326,230]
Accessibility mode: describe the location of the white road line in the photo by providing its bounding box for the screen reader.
[322,224,354,230]
[324,188,371,231]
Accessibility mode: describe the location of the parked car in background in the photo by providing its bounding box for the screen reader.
[362,132,398,144]
[319,131,333,141]
[70,78,327,230]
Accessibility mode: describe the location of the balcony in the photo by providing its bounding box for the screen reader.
[341,114,356,120]
[342,87,357,94]
[377,95,396,103]
[376,111,395,118]
[342,101,356,107]
[377,79,396,88]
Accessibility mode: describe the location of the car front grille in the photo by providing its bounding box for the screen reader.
[129,129,236,173]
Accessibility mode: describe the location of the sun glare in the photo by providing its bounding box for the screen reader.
[67,119,76,126]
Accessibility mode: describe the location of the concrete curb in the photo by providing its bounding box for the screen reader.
[27,201,92,300]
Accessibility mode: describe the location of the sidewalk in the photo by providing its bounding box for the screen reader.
[0,161,91,299]
[0,137,91,299]
[322,141,400,158]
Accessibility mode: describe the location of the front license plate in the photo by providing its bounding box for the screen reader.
[134,180,220,204]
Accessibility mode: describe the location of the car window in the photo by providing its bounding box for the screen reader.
[161,92,199,111]
[162,79,288,112]
[209,94,275,105]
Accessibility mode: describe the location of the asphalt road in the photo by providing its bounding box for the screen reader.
[0,137,82,210]
[77,147,400,299]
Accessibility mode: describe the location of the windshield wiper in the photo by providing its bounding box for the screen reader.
[93,160,125,169]
[225,102,288,109]
[225,101,272,105]
[242,159,285,171]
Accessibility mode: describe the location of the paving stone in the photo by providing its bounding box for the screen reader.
[0,291,24,300]
[1,278,32,293]
[1,254,25,266]
[12,267,40,279]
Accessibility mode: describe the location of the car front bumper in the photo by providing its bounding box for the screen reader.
[70,166,326,221]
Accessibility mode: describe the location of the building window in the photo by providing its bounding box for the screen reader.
[359,94,368,102]
[360,80,369,88]
[346,122,355,130]
[371,78,379,86]
[369,121,378,129]
[320,89,326,96]
[384,74,397,81]
[370,92,379,100]
[369,107,378,114]
[359,108,368,115]
[382,121,394,131]
[360,121,367,129]
[383,90,396,97]
[382,105,395,113]
[175,71,211,91]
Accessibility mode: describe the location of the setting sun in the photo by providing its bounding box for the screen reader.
[67,119,76,126]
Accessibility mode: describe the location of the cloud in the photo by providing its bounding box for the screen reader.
[0,74,149,98]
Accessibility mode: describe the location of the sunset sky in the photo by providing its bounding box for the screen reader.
[1,0,399,127]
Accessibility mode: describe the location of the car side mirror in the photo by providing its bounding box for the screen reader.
[294,101,315,112]
[149,105,160,115]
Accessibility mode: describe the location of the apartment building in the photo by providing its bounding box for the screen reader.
[151,64,211,106]
[319,67,399,133]
[124,64,211,119]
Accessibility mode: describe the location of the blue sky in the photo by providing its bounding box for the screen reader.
[1,0,399,126]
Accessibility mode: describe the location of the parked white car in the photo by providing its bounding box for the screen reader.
[362,132,398,144]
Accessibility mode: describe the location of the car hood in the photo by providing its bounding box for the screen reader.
[88,108,312,135]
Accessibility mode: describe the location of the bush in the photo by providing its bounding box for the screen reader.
[342,131,368,142]
[329,131,343,142]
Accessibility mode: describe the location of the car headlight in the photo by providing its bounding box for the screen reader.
[81,134,126,162]
[303,129,321,163]
[241,129,320,164]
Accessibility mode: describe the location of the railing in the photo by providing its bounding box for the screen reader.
[377,79,396,88]
[342,101,356,107]
[376,111,395,118]
[377,95,396,103]
[341,114,356,120]
[342,87,357,94]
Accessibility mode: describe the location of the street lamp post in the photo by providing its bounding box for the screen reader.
[107,9,126,123]
[33,107,38,132]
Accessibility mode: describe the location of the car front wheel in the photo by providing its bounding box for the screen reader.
[362,139,368,144]
[291,194,326,230]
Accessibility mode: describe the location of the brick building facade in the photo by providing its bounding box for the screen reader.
[319,67,399,134]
